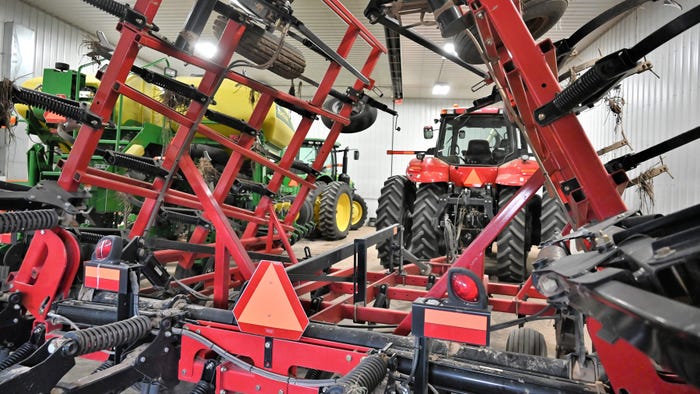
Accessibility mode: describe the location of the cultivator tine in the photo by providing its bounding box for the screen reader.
[10,85,102,129]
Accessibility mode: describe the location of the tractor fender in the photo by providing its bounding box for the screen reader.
[406,157,450,183]
[495,158,540,187]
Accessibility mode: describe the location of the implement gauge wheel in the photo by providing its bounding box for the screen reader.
[350,193,368,230]
[506,327,548,357]
[318,181,353,240]
[454,0,568,64]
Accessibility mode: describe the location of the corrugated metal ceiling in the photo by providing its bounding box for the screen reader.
[20,0,634,99]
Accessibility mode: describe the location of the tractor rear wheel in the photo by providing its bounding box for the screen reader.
[318,181,353,240]
[350,193,368,230]
[410,183,447,260]
[496,187,532,282]
[541,188,567,242]
[376,176,416,268]
[454,0,568,64]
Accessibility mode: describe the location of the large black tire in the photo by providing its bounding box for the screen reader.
[376,176,416,268]
[410,183,447,260]
[454,0,569,64]
[541,188,567,243]
[318,181,353,240]
[213,16,306,79]
[297,198,314,226]
[321,98,378,134]
[506,327,548,357]
[350,193,368,230]
[496,187,531,282]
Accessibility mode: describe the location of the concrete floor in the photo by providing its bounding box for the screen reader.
[55,225,574,392]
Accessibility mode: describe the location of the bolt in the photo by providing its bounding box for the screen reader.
[181,369,187,375]
[255,385,261,391]
[264,342,271,349]
[477,12,484,19]
[279,390,284,394]
[29,195,35,200]
[485,38,493,46]
[196,329,201,334]
[221,366,227,372]
[12,318,19,324]
[164,331,172,337]
[139,356,146,363]
[13,304,20,310]
[40,230,45,235]
[163,347,169,353]
[537,113,546,121]
[220,390,226,394]
[346,355,352,362]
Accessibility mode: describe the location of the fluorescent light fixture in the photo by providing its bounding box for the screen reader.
[194,41,218,59]
[432,82,450,95]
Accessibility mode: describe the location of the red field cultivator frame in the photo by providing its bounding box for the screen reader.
[0,0,699,393]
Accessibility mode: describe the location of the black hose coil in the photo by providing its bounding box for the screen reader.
[0,342,37,371]
[336,355,388,392]
[0,209,59,233]
[63,316,151,356]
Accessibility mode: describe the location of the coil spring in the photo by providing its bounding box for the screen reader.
[0,209,59,233]
[63,316,151,356]
[82,0,127,19]
[92,359,115,374]
[337,355,388,392]
[12,87,101,128]
[189,380,213,394]
[0,342,37,371]
[76,231,104,244]
[103,150,168,177]
[552,66,606,113]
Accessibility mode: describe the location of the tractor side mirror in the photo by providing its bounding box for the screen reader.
[423,126,434,139]
[353,150,359,160]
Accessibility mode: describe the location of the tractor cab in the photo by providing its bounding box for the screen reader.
[432,107,529,166]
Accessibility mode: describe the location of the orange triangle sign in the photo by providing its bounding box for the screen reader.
[465,169,482,186]
[233,261,308,340]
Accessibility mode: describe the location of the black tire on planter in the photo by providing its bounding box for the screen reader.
[496,187,531,282]
[541,188,567,243]
[213,16,306,80]
[297,198,314,226]
[410,183,447,260]
[506,327,548,357]
[318,181,353,240]
[454,0,569,64]
[376,176,417,268]
[321,98,378,134]
[350,193,368,230]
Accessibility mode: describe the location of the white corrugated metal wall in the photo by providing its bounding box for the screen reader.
[0,0,90,180]
[577,0,700,214]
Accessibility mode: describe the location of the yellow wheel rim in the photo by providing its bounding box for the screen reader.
[351,200,363,226]
[336,193,351,232]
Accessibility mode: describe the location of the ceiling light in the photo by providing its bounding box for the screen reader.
[432,82,450,95]
[194,41,218,59]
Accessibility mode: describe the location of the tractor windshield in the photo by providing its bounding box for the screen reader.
[297,143,336,176]
[436,114,525,165]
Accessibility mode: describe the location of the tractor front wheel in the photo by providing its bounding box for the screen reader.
[318,181,353,240]
[350,193,368,230]
[376,176,416,268]
[410,183,447,260]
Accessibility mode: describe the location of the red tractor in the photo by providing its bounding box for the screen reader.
[377,107,565,281]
